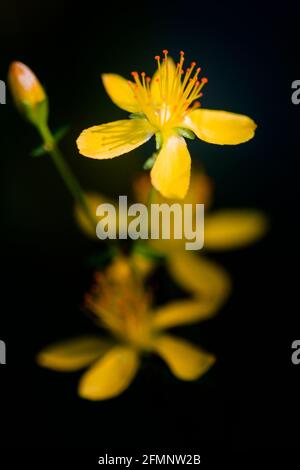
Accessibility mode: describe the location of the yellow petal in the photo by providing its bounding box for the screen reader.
[167,252,231,306]
[153,334,215,381]
[78,346,139,401]
[36,336,111,371]
[102,73,141,113]
[133,170,214,255]
[152,298,219,330]
[205,210,268,250]
[183,108,257,145]
[151,134,191,199]
[134,170,213,207]
[150,57,177,105]
[75,192,134,240]
[77,119,154,159]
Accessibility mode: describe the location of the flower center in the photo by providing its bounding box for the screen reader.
[84,262,154,349]
[129,50,208,130]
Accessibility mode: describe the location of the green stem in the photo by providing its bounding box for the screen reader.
[37,123,96,230]
[131,177,163,261]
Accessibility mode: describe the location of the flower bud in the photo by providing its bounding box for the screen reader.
[8,61,48,127]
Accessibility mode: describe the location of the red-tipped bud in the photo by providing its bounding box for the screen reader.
[8,61,48,126]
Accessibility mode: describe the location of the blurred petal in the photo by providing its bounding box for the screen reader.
[134,169,213,207]
[74,192,107,239]
[154,334,215,381]
[37,336,111,371]
[102,73,141,113]
[75,192,133,240]
[150,57,177,105]
[151,134,191,199]
[183,108,256,145]
[78,346,139,401]
[167,252,231,305]
[133,170,214,255]
[77,119,154,159]
[153,299,219,330]
[205,210,268,250]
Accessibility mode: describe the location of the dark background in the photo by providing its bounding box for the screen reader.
[0,0,299,463]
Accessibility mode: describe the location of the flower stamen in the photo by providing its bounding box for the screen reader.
[126,51,208,130]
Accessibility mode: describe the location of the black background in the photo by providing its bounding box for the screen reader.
[0,0,299,464]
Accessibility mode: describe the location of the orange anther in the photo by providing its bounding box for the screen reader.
[163,49,169,55]
[155,55,160,61]
[201,77,208,84]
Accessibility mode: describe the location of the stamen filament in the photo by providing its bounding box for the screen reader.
[126,51,208,129]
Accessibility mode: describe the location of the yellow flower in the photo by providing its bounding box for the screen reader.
[132,170,268,254]
[77,50,257,199]
[73,169,265,308]
[74,191,231,310]
[37,256,223,401]
[131,171,266,308]
[8,61,48,126]
[74,171,267,254]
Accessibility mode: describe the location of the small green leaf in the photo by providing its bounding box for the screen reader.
[155,132,163,150]
[30,124,69,157]
[30,144,47,158]
[53,124,70,142]
[143,153,157,170]
[174,127,196,140]
[129,112,146,119]
[133,242,166,261]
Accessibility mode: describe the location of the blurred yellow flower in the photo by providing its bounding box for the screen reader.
[132,170,268,254]
[74,170,265,311]
[37,256,225,401]
[77,51,256,199]
[75,172,266,255]
[131,171,267,307]
[8,61,48,126]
